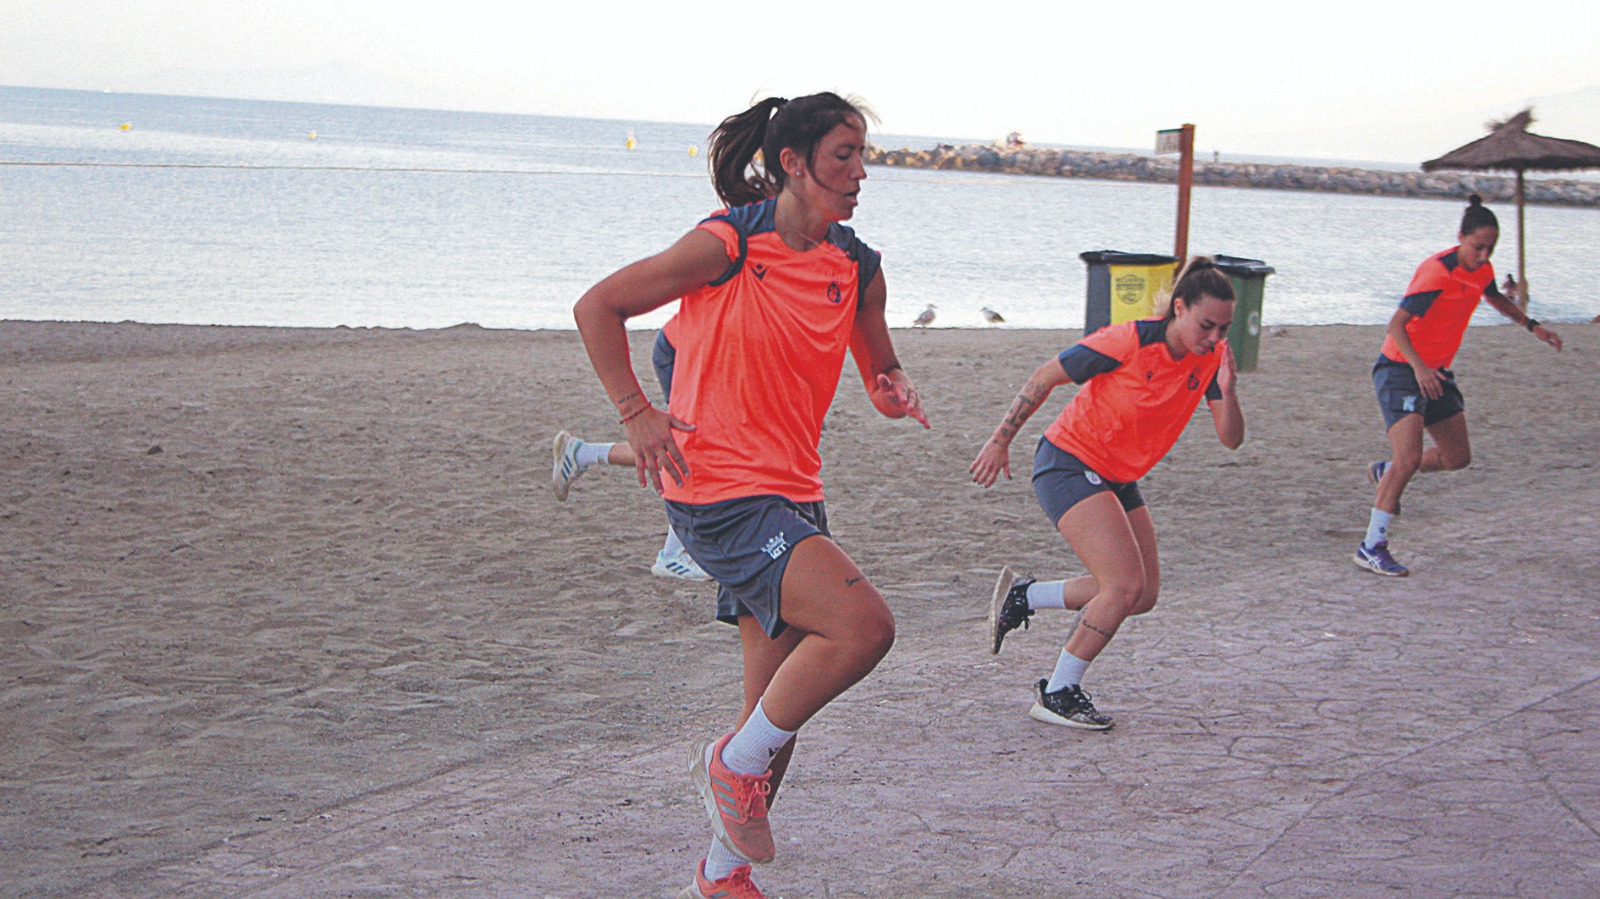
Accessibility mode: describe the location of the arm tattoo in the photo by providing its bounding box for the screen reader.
[613,390,642,409]
[996,387,1045,441]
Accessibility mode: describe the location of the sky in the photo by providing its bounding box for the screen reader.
[6,0,1599,164]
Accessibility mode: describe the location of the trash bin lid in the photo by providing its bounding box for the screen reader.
[1211,254,1276,276]
[1079,250,1180,266]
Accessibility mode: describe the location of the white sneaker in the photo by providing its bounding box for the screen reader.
[653,549,711,581]
[551,430,586,502]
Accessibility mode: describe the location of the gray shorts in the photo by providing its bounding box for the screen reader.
[1031,439,1146,526]
[663,495,830,638]
[652,330,676,402]
[1373,356,1464,429]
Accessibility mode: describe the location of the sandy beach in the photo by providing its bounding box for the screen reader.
[3,319,1598,898]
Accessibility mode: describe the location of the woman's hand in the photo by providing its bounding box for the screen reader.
[875,371,931,429]
[1412,363,1444,400]
[1532,323,1563,352]
[1217,342,1239,397]
[969,436,1012,487]
[622,407,695,493]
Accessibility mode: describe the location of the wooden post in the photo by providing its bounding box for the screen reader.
[1174,124,1195,262]
[1515,169,1528,310]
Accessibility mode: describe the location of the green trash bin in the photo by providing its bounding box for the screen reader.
[1080,250,1179,335]
[1211,255,1274,372]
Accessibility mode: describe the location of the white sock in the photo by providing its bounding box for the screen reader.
[1364,508,1394,548]
[1045,649,1092,693]
[721,700,796,776]
[661,524,685,557]
[704,838,744,880]
[574,442,614,468]
[1026,580,1068,609]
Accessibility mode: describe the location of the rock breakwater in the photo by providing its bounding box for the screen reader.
[866,144,1600,208]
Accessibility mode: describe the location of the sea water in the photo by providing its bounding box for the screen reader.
[3,86,1596,331]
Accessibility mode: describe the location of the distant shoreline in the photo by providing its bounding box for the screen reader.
[867,144,1600,208]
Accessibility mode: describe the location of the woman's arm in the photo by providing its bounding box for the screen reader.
[573,228,729,492]
[969,357,1073,487]
[1483,287,1564,352]
[848,270,930,428]
[1384,307,1444,400]
[1209,343,1245,449]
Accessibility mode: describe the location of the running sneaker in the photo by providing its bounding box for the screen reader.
[1028,679,1114,730]
[1354,541,1409,577]
[678,859,767,899]
[551,430,586,502]
[1367,460,1388,487]
[689,734,774,863]
[653,548,712,581]
[988,566,1035,655]
[1367,460,1400,514]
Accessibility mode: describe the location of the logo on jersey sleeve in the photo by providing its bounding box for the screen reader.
[753,264,769,281]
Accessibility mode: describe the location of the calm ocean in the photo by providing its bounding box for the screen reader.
[3,86,1596,331]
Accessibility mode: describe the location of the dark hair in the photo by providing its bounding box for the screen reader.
[706,93,875,207]
[1165,256,1235,320]
[1460,193,1499,236]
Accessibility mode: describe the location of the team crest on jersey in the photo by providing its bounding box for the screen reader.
[753,264,769,280]
[762,531,791,559]
[827,282,843,304]
[1188,372,1201,390]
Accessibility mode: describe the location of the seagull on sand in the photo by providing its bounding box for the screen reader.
[981,306,1005,325]
[913,304,937,329]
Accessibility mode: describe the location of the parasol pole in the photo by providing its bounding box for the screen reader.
[1515,169,1527,310]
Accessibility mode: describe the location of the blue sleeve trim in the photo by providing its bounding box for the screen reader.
[1058,344,1121,383]
[1400,289,1442,317]
[1134,318,1170,347]
[1205,371,1222,402]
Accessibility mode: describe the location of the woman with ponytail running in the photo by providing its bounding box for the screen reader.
[970,258,1245,730]
[1354,194,1562,577]
[574,92,928,899]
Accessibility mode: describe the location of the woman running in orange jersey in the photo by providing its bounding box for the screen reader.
[970,258,1245,730]
[1354,195,1562,577]
[574,93,928,899]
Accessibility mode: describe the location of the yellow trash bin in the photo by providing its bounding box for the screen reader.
[1080,250,1179,334]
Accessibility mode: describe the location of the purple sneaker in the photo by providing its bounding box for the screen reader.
[1354,541,1409,577]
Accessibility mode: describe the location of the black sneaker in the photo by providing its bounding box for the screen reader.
[988,566,1034,654]
[1028,679,1113,730]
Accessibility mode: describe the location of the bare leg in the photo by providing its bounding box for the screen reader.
[735,619,803,797]
[1055,493,1151,663]
[1057,509,1158,611]
[754,536,895,732]
[1376,413,1425,514]
[1421,412,1471,473]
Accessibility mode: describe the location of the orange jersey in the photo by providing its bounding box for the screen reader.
[662,199,881,505]
[1380,247,1504,369]
[1043,318,1223,484]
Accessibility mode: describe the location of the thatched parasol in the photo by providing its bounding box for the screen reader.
[1423,109,1600,308]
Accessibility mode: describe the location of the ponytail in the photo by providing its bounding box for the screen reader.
[1460,193,1499,236]
[706,92,876,208]
[1164,256,1235,319]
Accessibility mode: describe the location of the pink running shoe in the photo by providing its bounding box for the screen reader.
[688,733,774,863]
[677,859,767,899]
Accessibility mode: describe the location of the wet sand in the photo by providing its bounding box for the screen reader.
[3,320,1597,897]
